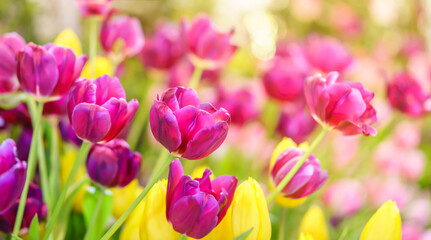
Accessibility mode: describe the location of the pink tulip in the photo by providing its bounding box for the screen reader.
[405,198,431,227]
[402,223,423,240]
[366,177,412,210]
[0,32,26,93]
[168,58,221,87]
[276,104,316,143]
[75,0,112,18]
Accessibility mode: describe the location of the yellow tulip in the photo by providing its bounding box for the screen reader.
[111,179,143,219]
[299,232,315,240]
[80,56,113,78]
[299,205,329,240]
[360,201,401,240]
[54,28,83,55]
[269,137,309,207]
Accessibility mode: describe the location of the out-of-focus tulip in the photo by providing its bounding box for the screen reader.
[299,233,315,240]
[366,178,412,211]
[270,138,327,206]
[330,4,362,37]
[166,159,237,239]
[67,75,139,143]
[139,23,184,70]
[304,72,377,136]
[60,149,86,212]
[81,56,113,78]
[54,28,83,56]
[299,205,329,240]
[0,183,47,233]
[17,128,32,161]
[0,32,25,93]
[59,119,82,146]
[387,72,431,117]
[0,139,27,213]
[402,222,423,240]
[150,87,230,160]
[181,14,237,70]
[43,95,68,116]
[17,43,87,102]
[400,35,424,59]
[87,139,141,187]
[276,105,316,143]
[405,198,431,227]
[100,15,145,59]
[360,200,402,240]
[168,58,221,87]
[111,179,142,219]
[304,35,353,74]
[420,230,431,240]
[75,0,112,18]
[322,179,366,218]
[0,104,31,128]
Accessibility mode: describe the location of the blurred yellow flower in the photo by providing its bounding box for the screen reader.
[299,205,329,240]
[191,165,213,179]
[360,200,401,240]
[81,56,113,78]
[111,179,143,219]
[299,232,315,240]
[54,28,83,55]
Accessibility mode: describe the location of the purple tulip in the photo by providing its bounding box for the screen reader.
[0,183,47,233]
[304,72,377,136]
[181,14,237,70]
[0,32,26,93]
[16,43,87,101]
[75,0,112,18]
[59,118,82,146]
[0,139,27,213]
[271,147,327,199]
[86,139,141,187]
[166,159,237,239]
[0,104,32,129]
[43,95,68,116]
[67,75,139,143]
[17,129,32,161]
[276,106,316,143]
[139,23,184,70]
[387,72,431,117]
[100,15,145,59]
[149,87,230,160]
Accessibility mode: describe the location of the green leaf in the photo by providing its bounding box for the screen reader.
[28,214,39,240]
[232,227,254,240]
[83,186,113,240]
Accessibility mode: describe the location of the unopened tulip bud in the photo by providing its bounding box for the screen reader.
[360,201,402,240]
[299,205,329,240]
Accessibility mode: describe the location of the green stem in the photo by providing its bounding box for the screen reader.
[266,128,328,204]
[89,17,98,79]
[127,78,150,150]
[12,100,44,237]
[43,141,93,240]
[278,208,287,240]
[100,152,174,240]
[37,125,51,216]
[177,234,188,240]
[188,66,203,89]
[83,188,105,240]
[48,119,60,203]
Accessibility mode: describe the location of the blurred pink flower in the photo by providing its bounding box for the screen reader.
[75,0,112,18]
[366,177,413,210]
[168,58,221,87]
[420,230,431,240]
[276,103,316,143]
[393,122,421,148]
[331,135,360,170]
[330,4,362,37]
[405,197,431,227]
[402,222,423,240]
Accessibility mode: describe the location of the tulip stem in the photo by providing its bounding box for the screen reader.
[277,208,287,240]
[37,123,51,216]
[47,119,60,204]
[266,128,328,204]
[100,152,174,240]
[12,100,44,237]
[89,17,98,79]
[43,141,93,240]
[83,188,105,240]
[188,66,203,89]
[177,234,188,240]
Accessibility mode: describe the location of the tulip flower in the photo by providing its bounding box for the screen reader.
[0,139,27,213]
[270,138,327,207]
[111,179,142,219]
[81,56,113,78]
[387,72,431,117]
[59,119,83,146]
[360,200,402,240]
[139,23,184,70]
[100,15,145,59]
[0,32,25,93]
[75,0,112,18]
[276,106,317,143]
[17,43,87,102]
[299,205,329,240]
[0,183,47,233]
[166,159,237,239]
[304,71,377,136]
[299,233,315,240]
[181,14,237,70]
[67,75,139,143]
[0,104,32,128]
[17,129,32,161]
[86,139,141,187]
[150,87,230,160]
[54,28,83,55]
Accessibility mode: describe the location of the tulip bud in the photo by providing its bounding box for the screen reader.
[75,0,112,18]
[360,201,402,240]
[166,159,237,239]
[299,205,329,240]
[54,28,83,56]
[67,75,139,143]
[0,32,25,93]
[87,139,141,187]
[181,14,237,70]
[100,15,145,60]
[17,43,87,102]
[150,87,230,160]
[304,72,377,136]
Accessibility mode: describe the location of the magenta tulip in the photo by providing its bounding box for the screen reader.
[86,139,141,187]
[181,14,237,69]
[67,74,139,143]
[0,32,25,93]
[149,87,230,160]
[166,159,237,239]
[304,71,377,136]
[271,147,327,199]
[75,0,112,18]
[59,118,82,146]
[276,106,316,143]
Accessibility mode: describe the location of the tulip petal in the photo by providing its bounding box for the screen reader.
[71,103,111,143]
[210,175,237,222]
[167,158,184,219]
[67,78,96,122]
[0,139,19,174]
[0,161,26,212]
[94,75,126,105]
[87,145,118,186]
[150,101,181,152]
[101,98,139,142]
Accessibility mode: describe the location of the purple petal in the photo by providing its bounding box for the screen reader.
[149,101,181,152]
[71,103,111,143]
[94,75,126,105]
[167,158,184,219]
[0,161,26,212]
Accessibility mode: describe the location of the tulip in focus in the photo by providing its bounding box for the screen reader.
[0,32,26,93]
[304,71,377,136]
[166,159,237,239]
[360,200,402,240]
[75,0,112,18]
[87,139,141,187]
[150,87,230,160]
[67,75,139,143]
[299,205,329,240]
[181,14,237,70]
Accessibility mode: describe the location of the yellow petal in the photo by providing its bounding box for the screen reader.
[360,200,402,240]
[111,179,143,219]
[299,232,315,240]
[190,165,214,180]
[299,205,329,240]
[54,28,83,55]
[274,195,307,208]
[270,138,298,169]
[80,56,113,79]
